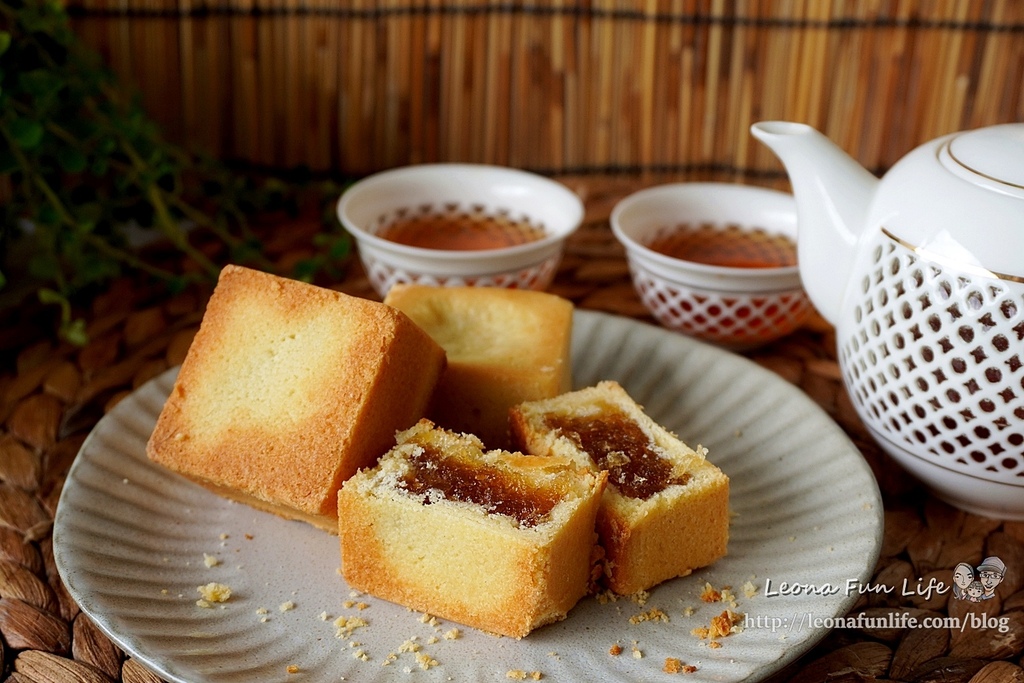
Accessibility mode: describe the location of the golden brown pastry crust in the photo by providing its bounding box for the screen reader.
[147,265,446,530]
[383,284,573,449]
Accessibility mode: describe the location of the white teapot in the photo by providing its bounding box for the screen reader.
[751,121,1024,520]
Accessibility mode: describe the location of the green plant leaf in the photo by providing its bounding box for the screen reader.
[9,117,44,149]
[168,275,188,294]
[292,258,318,282]
[0,32,12,57]
[90,156,108,175]
[329,235,351,259]
[36,203,60,227]
[37,286,67,306]
[98,136,117,156]
[18,68,61,100]
[57,146,86,173]
[61,317,89,346]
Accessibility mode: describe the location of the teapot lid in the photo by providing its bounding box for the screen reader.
[941,124,1024,194]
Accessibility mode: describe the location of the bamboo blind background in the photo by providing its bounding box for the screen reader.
[64,0,1024,179]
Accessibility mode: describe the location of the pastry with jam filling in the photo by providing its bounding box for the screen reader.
[509,381,729,595]
[337,419,606,639]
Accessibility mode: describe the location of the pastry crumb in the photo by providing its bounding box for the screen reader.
[196,582,231,606]
[609,643,623,656]
[629,607,670,624]
[711,610,743,637]
[279,601,296,612]
[343,599,369,610]
[415,652,439,670]
[333,615,368,638]
[664,657,697,674]
[692,610,743,642]
[203,553,220,568]
[700,582,721,603]
[631,590,651,606]
[286,664,300,674]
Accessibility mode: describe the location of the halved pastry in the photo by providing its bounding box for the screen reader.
[510,381,729,595]
[337,419,606,638]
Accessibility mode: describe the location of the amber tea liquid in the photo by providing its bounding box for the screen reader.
[645,222,796,268]
[644,222,801,346]
[376,207,546,251]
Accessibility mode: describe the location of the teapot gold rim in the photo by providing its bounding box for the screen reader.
[881,227,1024,284]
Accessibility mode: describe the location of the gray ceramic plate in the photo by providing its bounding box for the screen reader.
[54,310,883,683]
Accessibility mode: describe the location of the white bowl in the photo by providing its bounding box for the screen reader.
[337,164,584,297]
[611,183,813,348]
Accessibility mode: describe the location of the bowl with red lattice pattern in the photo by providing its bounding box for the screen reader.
[611,183,813,349]
[337,164,584,298]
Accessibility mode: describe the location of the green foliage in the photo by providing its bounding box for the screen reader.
[0,0,350,342]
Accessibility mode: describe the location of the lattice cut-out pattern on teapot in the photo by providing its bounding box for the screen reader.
[839,232,1024,484]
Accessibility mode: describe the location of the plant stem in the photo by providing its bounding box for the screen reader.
[146,184,220,276]
[108,133,220,277]
[162,191,274,268]
[2,124,185,286]
[80,231,185,283]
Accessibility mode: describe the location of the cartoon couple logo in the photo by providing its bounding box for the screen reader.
[952,556,1006,602]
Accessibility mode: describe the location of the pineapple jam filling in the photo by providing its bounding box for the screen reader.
[398,444,563,528]
[543,405,690,500]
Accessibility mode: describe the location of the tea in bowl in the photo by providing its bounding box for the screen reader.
[611,183,813,349]
[337,164,584,297]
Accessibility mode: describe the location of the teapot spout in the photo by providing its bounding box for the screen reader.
[751,121,879,326]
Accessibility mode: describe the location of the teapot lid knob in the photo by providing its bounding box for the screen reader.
[941,124,1024,193]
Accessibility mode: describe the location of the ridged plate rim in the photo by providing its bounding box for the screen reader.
[54,309,883,683]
